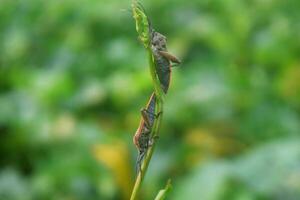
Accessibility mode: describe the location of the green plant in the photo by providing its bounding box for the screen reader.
[130,1,173,199]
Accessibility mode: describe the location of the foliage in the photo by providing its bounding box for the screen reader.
[0,0,300,200]
[154,179,172,200]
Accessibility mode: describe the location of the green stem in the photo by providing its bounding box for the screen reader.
[130,1,166,199]
[130,44,165,200]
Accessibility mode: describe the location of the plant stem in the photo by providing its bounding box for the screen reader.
[130,43,165,200]
[130,1,165,199]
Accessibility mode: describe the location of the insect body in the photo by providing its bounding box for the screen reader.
[132,3,181,173]
[151,31,181,93]
[135,2,181,93]
[133,93,158,172]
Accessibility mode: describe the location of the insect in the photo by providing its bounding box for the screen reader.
[135,3,181,93]
[133,93,160,173]
[150,31,181,93]
[132,3,181,173]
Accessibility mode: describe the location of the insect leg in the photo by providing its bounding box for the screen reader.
[148,135,159,146]
[141,108,152,128]
[142,108,162,119]
[158,50,181,64]
[136,150,146,174]
[155,111,163,118]
[170,63,180,67]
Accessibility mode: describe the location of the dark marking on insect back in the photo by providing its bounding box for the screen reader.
[133,93,157,173]
[151,31,181,93]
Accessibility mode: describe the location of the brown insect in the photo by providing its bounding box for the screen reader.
[132,3,181,173]
[135,3,181,93]
[133,93,160,172]
[151,31,181,93]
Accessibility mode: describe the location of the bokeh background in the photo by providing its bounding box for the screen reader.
[1,0,300,199]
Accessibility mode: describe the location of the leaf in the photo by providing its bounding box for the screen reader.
[154,179,172,200]
[132,1,150,48]
[172,139,300,200]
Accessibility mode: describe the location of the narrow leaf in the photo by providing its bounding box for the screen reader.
[132,1,150,48]
[154,179,172,200]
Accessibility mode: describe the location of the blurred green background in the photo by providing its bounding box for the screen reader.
[1,0,300,199]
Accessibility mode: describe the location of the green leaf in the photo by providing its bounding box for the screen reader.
[132,1,150,48]
[154,179,172,200]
